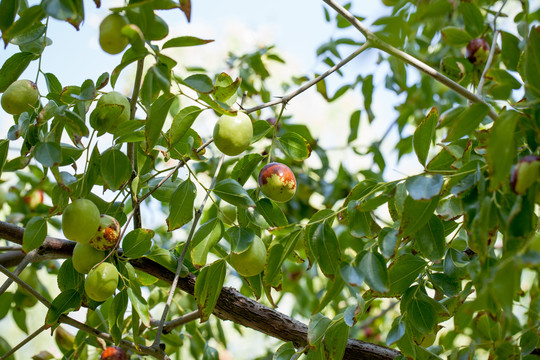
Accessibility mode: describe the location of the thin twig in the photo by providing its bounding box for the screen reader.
[138,138,214,204]
[322,0,499,121]
[152,154,226,348]
[0,264,51,306]
[0,324,49,360]
[148,309,202,334]
[128,59,145,229]
[477,0,508,96]
[0,249,37,297]
[245,42,371,114]
[0,246,22,251]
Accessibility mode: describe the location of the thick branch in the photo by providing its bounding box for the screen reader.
[322,0,499,121]
[0,221,400,360]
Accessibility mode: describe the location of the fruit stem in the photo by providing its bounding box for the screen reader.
[152,154,226,349]
[267,103,287,164]
[476,0,508,97]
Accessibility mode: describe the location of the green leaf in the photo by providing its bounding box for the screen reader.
[57,258,84,292]
[100,148,131,191]
[347,202,378,238]
[441,26,472,45]
[309,222,341,280]
[388,254,426,295]
[347,110,361,143]
[378,227,398,258]
[45,289,82,325]
[145,94,175,152]
[444,103,490,142]
[486,110,519,191]
[251,120,272,142]
[108,290,128,343]
[111,49,147,88]
[399,196,440,238]
[459,2,484,37]
[145,246,183,274]
[122,228,154,258]
[127,287,150,327]
[213,179,256,208]
[170,106,203,145]
[273,342,296,360]
[413,107,438,166]
[414,215,445,261]
[42,0,84,29]
[386,317,406,345]
[0,140,8,178]
[0,52,36,92]
[339,261,364,287]
[34,142,61,168]
[278,132,311,161]
[308,313,332,346]
[1,6,45,47]
[405,174,443,201]
[406,298,437,334]
[194,259,226,322]
[22,216,47,253]
[264,230,302,287]
[358,250,389,293]
[0,0,18,34]
[322,320,349,360]
[191,218,224,267]
[167,179,196,231]
[183,74,214,93]
[231,153,263,185]
[501,31,520,72]
[162,36,214,49]
[227,226,255,253]
[256,198,288,228]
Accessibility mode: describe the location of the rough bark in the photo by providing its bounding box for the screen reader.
[0,220,400,360]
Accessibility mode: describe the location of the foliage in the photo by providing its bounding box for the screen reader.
[0,0,540,359]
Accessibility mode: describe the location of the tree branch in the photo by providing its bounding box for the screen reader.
[245,42,371,114]
[0,221,401,360]
[321,0,499,121]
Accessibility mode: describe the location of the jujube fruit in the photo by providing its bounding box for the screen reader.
[510,155,540,195]
[466,38,490,65]
[213,112,253,156]
[89,214,121,250]
[84,262,119,302]
[100,346,128,360]
[90,91,130,134]
[1,79,39,115]
[99,14,129,54]
[62,199,101,243]
[258,162,297,203]
[230,235,266,277]
[72,243,106,274]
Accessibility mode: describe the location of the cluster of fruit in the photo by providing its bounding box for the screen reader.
[62,199,121,302]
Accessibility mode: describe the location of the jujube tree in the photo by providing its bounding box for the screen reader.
[0,0,539,359]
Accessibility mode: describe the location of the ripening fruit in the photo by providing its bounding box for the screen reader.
[89,215,121,250]
[466,38,490,65]
[1,79,39,115]
[230,235,266,277]
[72,243,106,274]
[23,189,44,210]
[99,13,129,54]
[258,162,297,203]
[101,346,128,360]
[213,112,253,156]
[85,262,119,302]
[62,199,101,243]
[510,155,540,195]
[91,91,130,134]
